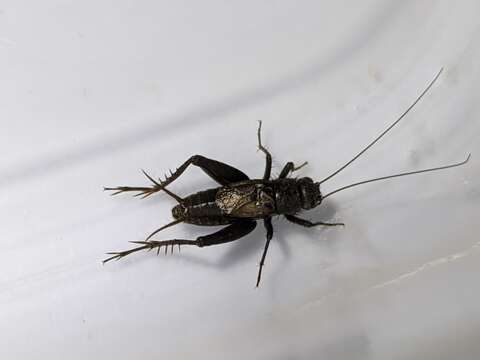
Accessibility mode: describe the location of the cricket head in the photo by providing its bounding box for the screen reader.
[298,177,322,210]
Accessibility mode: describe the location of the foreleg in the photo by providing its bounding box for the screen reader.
[278,161,308,179]
[285,214,344,227]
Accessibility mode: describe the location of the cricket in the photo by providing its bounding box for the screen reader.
[104,68,470,287]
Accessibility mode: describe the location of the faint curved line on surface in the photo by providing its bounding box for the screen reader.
[369,241,480,290]
[293,240,480,317]
[0,1,406,189]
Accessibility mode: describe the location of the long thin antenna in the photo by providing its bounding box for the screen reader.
[322,154,470,199]
[319,68,444,185]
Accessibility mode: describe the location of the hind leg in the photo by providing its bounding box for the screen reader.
[105,155,249,198]
[103,220,257,263]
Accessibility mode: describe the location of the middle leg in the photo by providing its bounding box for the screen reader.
[257,121,272,181]
[256,216,273,287]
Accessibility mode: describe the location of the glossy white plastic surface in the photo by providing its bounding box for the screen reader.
[1,1,479,359]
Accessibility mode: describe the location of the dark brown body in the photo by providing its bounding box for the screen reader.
[172,179,308,226]
[104,70,468,287]
[104,123,340,286]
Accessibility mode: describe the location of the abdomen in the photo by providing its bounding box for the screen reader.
[172,188,233,226]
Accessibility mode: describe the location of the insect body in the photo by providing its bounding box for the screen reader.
[104,68,470,287]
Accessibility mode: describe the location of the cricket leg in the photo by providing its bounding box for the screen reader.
[285,214,344,227]
[256,216,273,287]
[104,155,249,198]
[278,161,308,179]
[103,220,257,263]
[105,169,184,200]
[257,121,272,180]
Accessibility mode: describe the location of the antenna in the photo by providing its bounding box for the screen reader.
[319,68,444,185]
[322,154,470,199]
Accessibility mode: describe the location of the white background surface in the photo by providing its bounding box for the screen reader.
[1,1,479,359]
